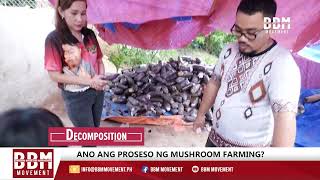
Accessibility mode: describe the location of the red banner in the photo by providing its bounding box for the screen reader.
[48,128,144,146]
[54,161,320,180]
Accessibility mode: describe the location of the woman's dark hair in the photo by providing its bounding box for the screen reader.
[237,0,277,19]
[0,108,64,147]
[55,0,89,45]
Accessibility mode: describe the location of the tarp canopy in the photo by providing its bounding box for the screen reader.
[296,44,320,89]
[49,0,320,52]
[49,0,320,88]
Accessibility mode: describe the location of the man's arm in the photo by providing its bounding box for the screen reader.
[193,78,220,131]
[193,44,229,132]
[271,112,296,147]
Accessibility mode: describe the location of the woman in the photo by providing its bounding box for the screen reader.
[44,0,107,127]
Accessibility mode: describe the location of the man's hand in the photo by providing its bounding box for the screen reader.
[192,78,220,133]
[193,114,206,132]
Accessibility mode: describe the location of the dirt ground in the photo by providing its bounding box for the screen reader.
[40,58,209,147]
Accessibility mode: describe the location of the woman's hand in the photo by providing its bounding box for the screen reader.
[78,66,92,79]
[90,75,108,91]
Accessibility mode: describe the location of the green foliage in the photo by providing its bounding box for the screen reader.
[190,31,236,57]
[109,51,125,72]
[109,45,158,71]
[108,31,235,70]
[190,36,206,49]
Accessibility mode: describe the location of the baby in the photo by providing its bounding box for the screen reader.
[62,44,95,92]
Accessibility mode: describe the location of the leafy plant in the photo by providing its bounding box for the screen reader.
[190,31,236,57]
[109,45,159,71]
[109,50,125,72]
[107,31,235,70]
[190,36,206,49]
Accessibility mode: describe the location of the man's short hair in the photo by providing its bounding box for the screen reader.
[0,108,64,147]
[237,0,277,19]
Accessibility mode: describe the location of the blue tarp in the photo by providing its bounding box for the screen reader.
[103,16,192,33]
[295,89,320,147]
[298,44,320,63]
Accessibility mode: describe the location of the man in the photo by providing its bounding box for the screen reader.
[193,0,301,147]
